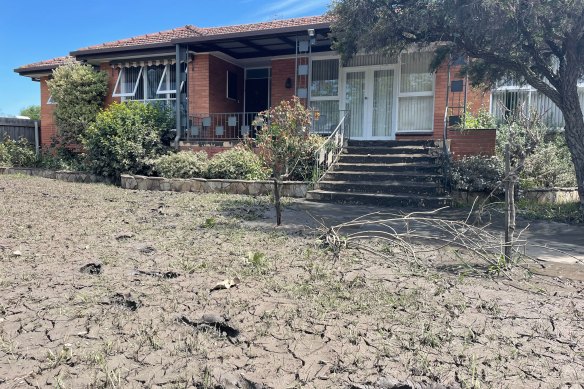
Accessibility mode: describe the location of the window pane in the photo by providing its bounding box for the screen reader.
[398,96,433,132]
[400,52,433,93]
[345,71,366,137]
[373,70,394,137]
[115,66,142,96]
[146,65,165,99]
[311,59,339,97]
[311,100,339,134]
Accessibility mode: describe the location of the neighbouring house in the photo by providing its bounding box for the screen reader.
[14,15,495,158]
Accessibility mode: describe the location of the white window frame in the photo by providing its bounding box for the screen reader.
[396,51,435,133]
[112,66,144,98]
[309,57,341,102]
[47,95,56,105]
[156,65,176,95]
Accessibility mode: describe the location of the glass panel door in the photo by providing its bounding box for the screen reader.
[344,71,366,138]
[372,69,394,137]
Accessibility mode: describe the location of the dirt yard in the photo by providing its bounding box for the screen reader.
[0,174,583,389]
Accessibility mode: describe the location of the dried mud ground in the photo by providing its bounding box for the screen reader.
[0,175,583,389]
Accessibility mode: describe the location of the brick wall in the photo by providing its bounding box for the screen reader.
[100,63,121,107]
[271,58,308,106]
[448,129,496,159]
[39,77,56,146]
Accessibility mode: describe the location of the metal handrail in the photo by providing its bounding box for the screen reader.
[312,111,350,184]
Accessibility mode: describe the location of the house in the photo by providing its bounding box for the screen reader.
[15,15,503,206]
[14,15,494,159]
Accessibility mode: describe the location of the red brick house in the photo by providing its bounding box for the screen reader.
[15,15,492,158]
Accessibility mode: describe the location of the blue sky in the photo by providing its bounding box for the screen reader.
[0,0,329,116]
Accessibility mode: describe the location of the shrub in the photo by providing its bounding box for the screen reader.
[47,61,109,145]
[450,155,504,193]
[0,138,37,167]
[206,146,268,180]
[83,102,174,178]
[520,133,577,188]
[153,151,208,179]
[462,107,497,129]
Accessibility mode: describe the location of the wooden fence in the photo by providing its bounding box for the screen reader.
[0,117,39,145]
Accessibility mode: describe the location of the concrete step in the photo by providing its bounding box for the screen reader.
[344,145,432,155]
[339,153,436,164]
[324,170,443,183]
[347,140,436,148]
[334,162,441,173]
[317,180,444,196]
[306,190,452,208]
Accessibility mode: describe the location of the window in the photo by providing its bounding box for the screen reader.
[47,95,56,105]
[398,52,434,132]
[227,71,238,100]
[113,66,143,98]
[310,58,340,134]
[112,63,177,110]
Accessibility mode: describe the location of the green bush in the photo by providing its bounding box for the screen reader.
[520,133,577,188]
[450,155,504,193]
[462,107,497,129]
[206,146,268,180]
[153,151,208,179]
[83,101,174,178]
[47,62,108,145]
[0,138,37,167]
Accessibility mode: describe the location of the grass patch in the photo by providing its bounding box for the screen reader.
[515,199,583,224]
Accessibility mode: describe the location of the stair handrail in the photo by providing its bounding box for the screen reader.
[312,110,349,184]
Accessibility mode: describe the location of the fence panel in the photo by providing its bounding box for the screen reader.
[0,117,38,144]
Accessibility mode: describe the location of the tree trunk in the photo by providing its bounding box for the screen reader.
[273,177,282,226]
[559,88,584,212]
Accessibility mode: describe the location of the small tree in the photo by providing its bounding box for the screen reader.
[256,97,314,225]
[47,61,108,145]
[19,105,40,121]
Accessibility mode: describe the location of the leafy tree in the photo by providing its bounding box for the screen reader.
[19,105,40,121]
[46,61,108,145]
[330,0,584,210]
[256,97,314,225]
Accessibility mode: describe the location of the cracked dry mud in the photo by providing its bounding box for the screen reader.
[0,175,583,388]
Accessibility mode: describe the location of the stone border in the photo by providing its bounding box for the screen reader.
[120,174,308,198]
[0,167,114,184]
[453,188,579,206]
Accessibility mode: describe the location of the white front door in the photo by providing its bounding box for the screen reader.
[343,66,397,140]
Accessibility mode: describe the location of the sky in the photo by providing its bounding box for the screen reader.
[0,0,329,116]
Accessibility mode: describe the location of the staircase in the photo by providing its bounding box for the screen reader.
[306,140,452,208]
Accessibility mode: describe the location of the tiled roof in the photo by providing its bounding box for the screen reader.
[198,15,330,36]
[15,56,77,73]
[16,15,331,74]
[74,25,204,53]
[73,15,330,53]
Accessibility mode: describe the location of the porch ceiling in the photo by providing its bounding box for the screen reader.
[177,28,332,59]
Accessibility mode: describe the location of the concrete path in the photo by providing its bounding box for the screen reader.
[258,200,584,266]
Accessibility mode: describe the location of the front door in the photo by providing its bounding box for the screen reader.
[343,67,396,139]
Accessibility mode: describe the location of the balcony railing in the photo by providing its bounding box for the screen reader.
[183,110,344,143]
[184,112,262,142]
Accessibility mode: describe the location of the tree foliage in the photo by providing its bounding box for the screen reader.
[330,0,584,209]
[19,105,40,121]
[46,61,108,145]
[83,101,173,178]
